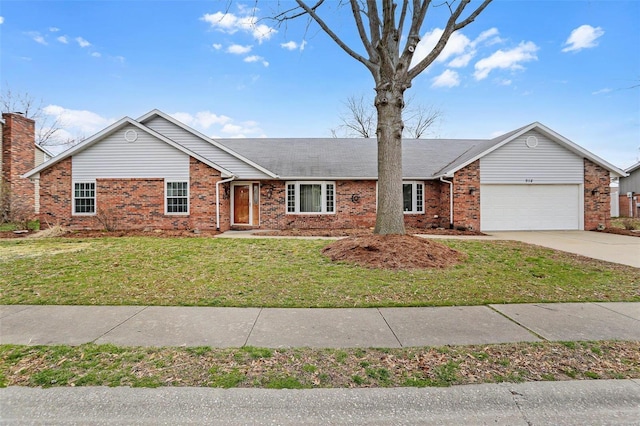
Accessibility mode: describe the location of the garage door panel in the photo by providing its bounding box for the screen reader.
[481,185,581,231]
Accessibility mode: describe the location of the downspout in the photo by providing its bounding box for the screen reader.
[439,176,454,229]
[216,176,236,231]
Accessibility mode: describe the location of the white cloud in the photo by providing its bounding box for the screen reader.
[42,105,114,136]
[75,37,91,48]
[412,29,470,67]
[497,79,512,86]
[49,27,60,32]
[171,111,264,138]
[244,55,269,67]
[431,69,460,88]
[281,40,306,51]
[448,52,474,68]
[57,35,68,44]
[27,32,48,45]
[474,41,538,80]
[412,27,503,70]
[220,121,265,138]
[91,52,101,58]
[212,43,222,50]
[0,16,4,25]
[170,111,231,130]
[227,44,252,54]
[562,25,604,52]
[201,11,276,43]
[592,88,612,95]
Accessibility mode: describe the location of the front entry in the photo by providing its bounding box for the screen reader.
[232,183,260,226]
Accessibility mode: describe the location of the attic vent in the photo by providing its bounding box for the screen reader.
[525,135,538,148]
[124,129,138,143]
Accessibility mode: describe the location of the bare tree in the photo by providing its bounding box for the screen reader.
[336,95,376,138]
[273,0,492,234]
[1,88,76,147]
[335,94,442,139]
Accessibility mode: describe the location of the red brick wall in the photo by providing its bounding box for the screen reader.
[584,158,611,230]
[259,180,378,229]
[1,113,36,215]
[618,194,639,218]
[451,160,481,231]
[258,180,450,230]
[39,157,76,227]
[189,157,230,231]
[38,156,230,230]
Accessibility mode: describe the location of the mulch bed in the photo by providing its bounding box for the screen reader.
[322,234,467,270]
[598,228,640,238]
[0,230,35,239]
[256,227,485,237]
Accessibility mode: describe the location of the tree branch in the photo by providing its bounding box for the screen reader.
[408,0,492,79]
[294,0,376,71]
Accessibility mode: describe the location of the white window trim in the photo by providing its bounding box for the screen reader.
[72,181,96,216]
[403,181,425,214]
[286,181,336,215]
[165,180,190,215]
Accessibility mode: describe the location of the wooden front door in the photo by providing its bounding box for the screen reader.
[233,185,250,224]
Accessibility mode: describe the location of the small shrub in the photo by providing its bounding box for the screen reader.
[95,207,120,232]
[621,218,637,230]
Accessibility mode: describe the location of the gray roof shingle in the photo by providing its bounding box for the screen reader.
[218,137,500,179]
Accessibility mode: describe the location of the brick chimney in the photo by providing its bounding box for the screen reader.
[1,113,37,215]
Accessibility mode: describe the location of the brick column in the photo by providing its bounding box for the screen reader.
[1,113,37,216]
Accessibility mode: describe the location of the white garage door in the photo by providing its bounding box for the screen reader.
[481,185,581,231]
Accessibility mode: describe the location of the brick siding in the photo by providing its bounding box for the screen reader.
[618,193,639,218]
[39,156,231,231]
[584,158,611,230]
[452,160,480,231]
[1,113,36,215]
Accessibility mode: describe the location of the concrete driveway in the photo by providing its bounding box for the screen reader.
[488,231,640,268]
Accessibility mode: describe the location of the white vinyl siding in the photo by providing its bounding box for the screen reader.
[73,182,96,215]
[403,181,424,214]
[286,181,335,214]
[481,184,582,231]
[72,125,189,181]
[144,116,271,179]
[480,130,583,184]
[165,181,189,214]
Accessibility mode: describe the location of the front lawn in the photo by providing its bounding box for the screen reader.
[1,237,638,307]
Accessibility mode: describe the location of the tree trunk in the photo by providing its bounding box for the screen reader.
[373,87,406,235]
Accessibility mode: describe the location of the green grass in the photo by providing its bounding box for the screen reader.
[1,237,638,307]
[2,341,638,388]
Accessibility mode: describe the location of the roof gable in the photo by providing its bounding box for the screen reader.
[138,110,277,179]
[23,117,235,179]
[437,122,627,178]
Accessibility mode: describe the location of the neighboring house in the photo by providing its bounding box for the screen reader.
[619,162,640,217]
[23,109,626,232]
[1,113,52,217]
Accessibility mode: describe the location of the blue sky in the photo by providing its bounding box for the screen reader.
[1,1,638,168]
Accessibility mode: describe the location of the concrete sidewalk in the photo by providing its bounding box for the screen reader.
[1,302,638,348]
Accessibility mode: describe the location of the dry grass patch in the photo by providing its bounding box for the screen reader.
[1,341,638,388]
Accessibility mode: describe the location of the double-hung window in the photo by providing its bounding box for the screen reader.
[286,181,335,214]
[166,181,189,214]
[403,181,424,214]
[73,182,95,214]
